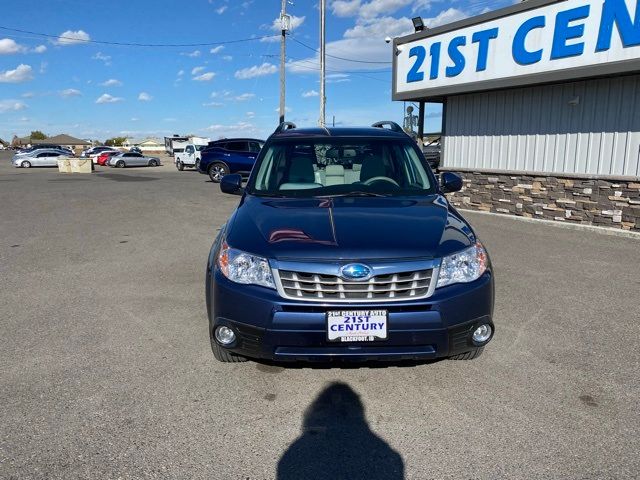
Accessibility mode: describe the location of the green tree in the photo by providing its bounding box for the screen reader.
[104,137,127,146]
[30,130,47,140]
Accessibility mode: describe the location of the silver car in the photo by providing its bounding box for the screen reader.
[12,149,68,168]
[108,152,161,168]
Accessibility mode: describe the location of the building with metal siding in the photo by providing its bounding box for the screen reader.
[393,0,640,231]
[444,74,640,178]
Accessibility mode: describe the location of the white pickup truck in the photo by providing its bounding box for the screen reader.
[174,144,206,171]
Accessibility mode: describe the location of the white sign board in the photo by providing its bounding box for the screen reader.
[393,0,640,99]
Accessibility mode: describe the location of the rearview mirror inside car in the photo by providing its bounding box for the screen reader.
[440,172,463,193]
[220,174,243,194]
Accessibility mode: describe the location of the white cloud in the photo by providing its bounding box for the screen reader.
[181,49,201,57]
[39,61,47,74]
[130,117,139,121]
[211,90,231,98]
[425,7,468,27]
[33,45,47,53]
[92,52,111,65]
[0,99,27,113]
[287,15,417,74]
[191,66,206,75]
[60,88,82,98]
[274,106,292,113]
[246,111,255,118]
[177,69,185,76]
[138,92,152,101]
[262,15,306,42]
[193,72,216,81]
[95,93,123,104]
[0,38,26,54]
[100,78,122,87]
[302,89,319,97]
[210,45,224,54]
[204,121,258,136]
[330,0,361,17]
[234,93,255,101]
[216,5,227,14]
[21,92,35,98]
[0,64,33,83]
[55,30,91,46]
[359,0,412,19]
[235,62,277,79]
[222,55,233,61]
[203,101,224,107]
[327,73,351,83]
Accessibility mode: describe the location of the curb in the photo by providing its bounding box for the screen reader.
[460,209,640,240]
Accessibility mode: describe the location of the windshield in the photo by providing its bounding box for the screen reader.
[248,138,436,197]
[195,145,206,151]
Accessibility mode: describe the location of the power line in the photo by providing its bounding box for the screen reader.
[288,62,389,83]
[0,26,279,47]
[289,56,391,75]
[290,36,392,64]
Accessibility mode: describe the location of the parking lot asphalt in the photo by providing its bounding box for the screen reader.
[1,151,639,479]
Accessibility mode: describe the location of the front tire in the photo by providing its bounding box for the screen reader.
[448,347,484,360]
[21,160,31,168]
[116,160,125,168]
[195,159,200,170]
[208,162,228,183]
[210,332,248,363]
[148,159,158,167]
[176,161,184,171]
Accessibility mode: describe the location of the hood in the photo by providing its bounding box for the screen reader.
[225,195,476,261]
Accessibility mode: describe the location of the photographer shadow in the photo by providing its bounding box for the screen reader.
[277,382,404,480]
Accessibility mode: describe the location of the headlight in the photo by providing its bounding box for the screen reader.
[217,241,275,289]
[437,242,488,288]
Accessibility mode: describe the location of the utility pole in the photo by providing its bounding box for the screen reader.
[279,0,289,125]
[319,0,326,127]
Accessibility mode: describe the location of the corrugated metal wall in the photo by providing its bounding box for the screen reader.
[443,74,640,177]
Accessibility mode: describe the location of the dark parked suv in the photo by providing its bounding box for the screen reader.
[198,138,264,183]
[206,122,495,363]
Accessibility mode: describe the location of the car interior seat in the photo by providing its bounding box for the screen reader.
[280,155,322,190]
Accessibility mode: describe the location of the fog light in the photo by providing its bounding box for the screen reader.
[215,326,236,345]
[472,324,492,345]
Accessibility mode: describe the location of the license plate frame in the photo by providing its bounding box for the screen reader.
[326,310,388,343]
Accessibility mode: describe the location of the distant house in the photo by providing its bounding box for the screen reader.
[11,135,32,148]
[32,134,91,154]
[123,137,164,153]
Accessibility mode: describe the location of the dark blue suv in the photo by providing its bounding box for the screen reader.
[198,138,264,182]
[206,122,495,363]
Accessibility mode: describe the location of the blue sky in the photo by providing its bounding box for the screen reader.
[0,0,511,142]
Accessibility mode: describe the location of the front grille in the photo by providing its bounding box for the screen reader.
[277,269,433,302]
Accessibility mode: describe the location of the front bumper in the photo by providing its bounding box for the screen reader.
[210,270,494,362]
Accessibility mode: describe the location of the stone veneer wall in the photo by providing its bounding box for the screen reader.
[444,170,640,232]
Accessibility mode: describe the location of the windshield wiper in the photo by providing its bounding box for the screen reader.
[317,191,390,198]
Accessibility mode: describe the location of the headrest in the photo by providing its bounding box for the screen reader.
[325,164,344,176]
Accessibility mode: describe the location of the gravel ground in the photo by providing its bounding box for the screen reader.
[1,151,638,479]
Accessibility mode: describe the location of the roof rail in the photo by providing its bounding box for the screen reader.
[274,122,297,134]
[371,121,404,133]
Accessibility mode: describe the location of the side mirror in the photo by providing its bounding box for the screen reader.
[220,173,243,194]
[440,172,463,193]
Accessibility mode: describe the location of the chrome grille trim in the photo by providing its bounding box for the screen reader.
[271,259,439,303]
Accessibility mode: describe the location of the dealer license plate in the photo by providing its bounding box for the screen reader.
[326,310,388,342]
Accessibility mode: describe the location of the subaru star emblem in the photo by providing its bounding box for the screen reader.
[340,263,372,281]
